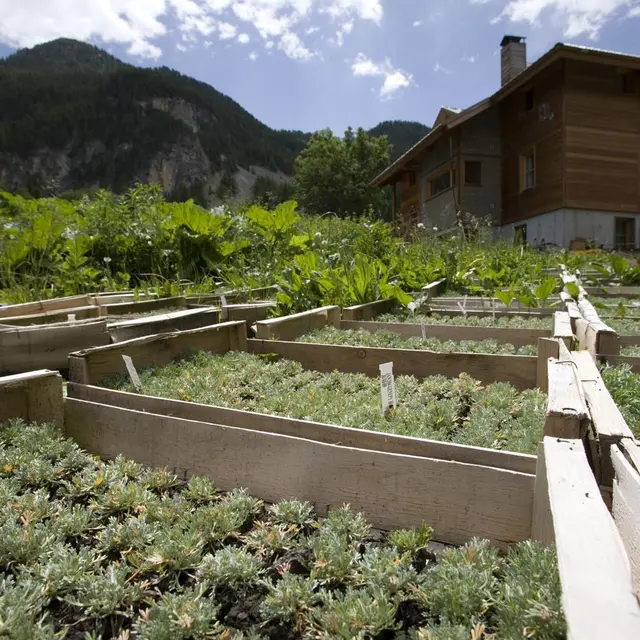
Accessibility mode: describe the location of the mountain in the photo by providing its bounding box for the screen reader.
[368,121,431,162]
[0,39,429,203]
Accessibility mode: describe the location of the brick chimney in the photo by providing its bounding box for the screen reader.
[500,35,527,86]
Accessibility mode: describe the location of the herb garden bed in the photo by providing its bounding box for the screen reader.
[252,306,546,388]
[3,368,640,638]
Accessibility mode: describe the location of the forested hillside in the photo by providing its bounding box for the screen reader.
[0,39,429,202]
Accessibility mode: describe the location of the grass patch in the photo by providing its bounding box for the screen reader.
[108,351,547,454]
[295,326,537,356]
[600,363,640,437]
[0,419,565,638]
[376,312,552,330]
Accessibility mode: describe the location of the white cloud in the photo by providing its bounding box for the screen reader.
[433,62,451,74]
[305,26,320,34]
[412,20,422,27]
[351,53,413,98]
[217,21,237,39]
[0,0,384,61]
[248,50,258,60]
[278,31,314,59]
[237,32,251,43]
[461,54,477,63]
[494,0,639,40]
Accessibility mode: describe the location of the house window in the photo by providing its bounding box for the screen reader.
[428,168,456,198]
[520,149,535,191]
[464,160,482,186]
[615,217,635,250]
[618,73,636,94]
[514,224,527,245]
[524,88,535,111]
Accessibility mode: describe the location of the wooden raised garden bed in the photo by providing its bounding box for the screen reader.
[3,368,640,637]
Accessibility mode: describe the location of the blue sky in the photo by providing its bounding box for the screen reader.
[1,0,640,134]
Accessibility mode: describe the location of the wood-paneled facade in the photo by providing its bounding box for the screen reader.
[378,44,640,247]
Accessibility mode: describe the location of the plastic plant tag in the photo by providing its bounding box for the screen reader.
[421,322,427,340]
[67,314,76,322]
[122,355,142,393]
[379,362,396,414]
[220,294,228,321]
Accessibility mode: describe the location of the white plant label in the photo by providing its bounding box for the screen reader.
[122,355,142,392]
[220,294,228,321]
[421,322,427,340]
[492,300,496,320]
[67,313,76,322]
[456,302,467,318]
[379,362,396,414]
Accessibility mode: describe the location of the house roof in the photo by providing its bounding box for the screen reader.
[373,42,640,187]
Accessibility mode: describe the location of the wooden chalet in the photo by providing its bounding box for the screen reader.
[373,36,640,250]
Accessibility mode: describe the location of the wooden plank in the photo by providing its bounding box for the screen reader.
[68,321,248,385]
[248,339,538,389]
[577,298,620,356]
[573,349,635,485]
[340,320,549,347]
[0,294,93,319]
[421,278,446,300]
[537,338,560,391]
[531,442,553,544]
[67,383,537,475]
[100,296,186,316]
[544,358,590,439]
[573,350,634,440]
[604,355,640,374]
[553,311,574,349]
[427,307,556,319]
[541,437,640,640]
[254,306,341,341]
[92,292,158,305]
[226,303,276,326]
[64,397,535,546]
[620,335,640,347]
[108,308,220,343]
[583,287,640,300]
[341,299,396,322]
[0,321,110,375]
[0,305,100,326]
[611,445,640,600]
[0,370,64,428]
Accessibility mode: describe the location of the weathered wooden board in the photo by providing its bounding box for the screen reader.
[185,285,278,306]
[611,445,640,600]
[0,305,100,326]
[68,321,248,385]
[67,383,537,475]
[248,339,538,389]
[584,286,640,299]
[576,298,620,356]
[254,306,341,340]
[92,292,158,305]
[100,296,186,316]
[427,307,556,319]
[0,321,110,375]
[0,370,64,428]
[0,294,93,319]
[533,437,640,640]
[545,357,590,439]
[620,335,640,347]
[340,320,550,347]
[108,307,220,343]
[553,311,574,349]
[537,338,560,391]
[64,397,534,547]
[225,303,276,326]
[572,349,635,485]
[341,299,396,321]
[605,355,640,374]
